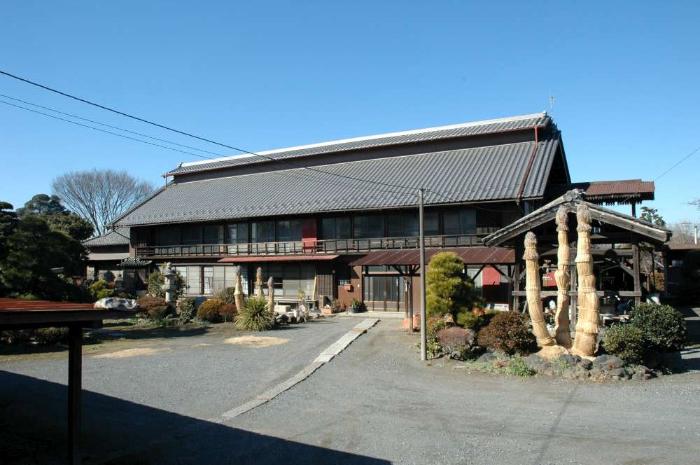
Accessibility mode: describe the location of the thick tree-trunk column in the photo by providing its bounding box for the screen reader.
[234,271,244,311]
[523,232,555,347]
[554,206,572,348]
[571,204,599,358]
[255,267,264,298]
[267,277,275,311]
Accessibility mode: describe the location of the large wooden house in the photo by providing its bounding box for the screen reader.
[112,113,657,311]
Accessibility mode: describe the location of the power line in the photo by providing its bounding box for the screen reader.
[0,93,223,158]
[0,99,212,160]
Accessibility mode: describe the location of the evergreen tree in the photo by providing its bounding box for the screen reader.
[426,252,476,318]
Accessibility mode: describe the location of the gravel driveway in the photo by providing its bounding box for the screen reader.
[2,316,700,465]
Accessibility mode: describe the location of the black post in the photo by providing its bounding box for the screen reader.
[68,325,83,465]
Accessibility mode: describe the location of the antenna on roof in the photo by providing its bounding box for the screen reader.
[548,95,556,113]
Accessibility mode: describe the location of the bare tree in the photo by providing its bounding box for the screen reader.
[52,169,154,236]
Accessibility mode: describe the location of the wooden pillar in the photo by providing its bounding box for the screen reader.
[632,239,641,306]
[631,202,637,217]
[569,246,578,332]
[512,261,521,312]
[662,248,669,298]
[68,325,83,465]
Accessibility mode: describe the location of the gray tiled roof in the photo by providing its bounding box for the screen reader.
[167,113,549,176]
[116,138,560,227]
[83,227,130,246]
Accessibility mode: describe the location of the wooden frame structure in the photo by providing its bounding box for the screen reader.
[484,190,671,312]
[0,299,134,465]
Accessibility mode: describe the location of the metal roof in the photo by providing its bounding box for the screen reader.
[82,227,130,247]
[116,137,561,227]
[569,179,655,204]
[167,113,549,176]
[349,247,514,266]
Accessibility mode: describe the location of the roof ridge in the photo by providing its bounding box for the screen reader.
[174,112,548,172]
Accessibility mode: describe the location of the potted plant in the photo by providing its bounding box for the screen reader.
[349,298,367,314]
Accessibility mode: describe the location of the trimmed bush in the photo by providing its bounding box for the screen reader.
[177,297,197,323]
[89,279,114,301]
[426,252,476,318]
[602,324,646,364]
[457,309,497,331]
[477,311,536,355]
[197,298,225,323]
[34,327,69,345]
[216,287,237,305]
[437,326,476,360]
[630,303,687,352]
[219,303,237,322]
[136,295,173,321]
[235,297,274,331]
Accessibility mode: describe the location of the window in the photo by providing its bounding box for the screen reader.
[321,217,351,239]
[425,211,440,236]
[203,225,223,244]
[276,219,302,242]
[443,209,476,235]
[174,265,202,295]
[251,221,275,243]
[181,225,202,244]
[353,215,384,239]
[227,223,249,244]
[155,227,179,246]
[386,213,418,237]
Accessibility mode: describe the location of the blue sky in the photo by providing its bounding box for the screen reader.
[1,1,698,223]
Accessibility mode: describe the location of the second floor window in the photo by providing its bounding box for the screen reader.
[443,209,476,235]
[251,221,275,243]
[354,215,385,239]
[227,223,249,244]
[276,219,302,242]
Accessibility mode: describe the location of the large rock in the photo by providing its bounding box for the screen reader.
[592,354,624,371]
[94,297,137,311]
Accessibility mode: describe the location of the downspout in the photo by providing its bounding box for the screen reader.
[515,125,540,212]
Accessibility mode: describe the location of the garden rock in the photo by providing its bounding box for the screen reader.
[578,358,593,370]
[94,297,137,311]
[524,353,548,372]
[477,352,497,363]
[593,354,624,371]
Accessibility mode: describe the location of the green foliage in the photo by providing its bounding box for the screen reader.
[235,297,275,331]
[640,207,666,227]
[34,327,69,345]
[136,295,173,321]
[177,297,197,323]
[197,298,225,322]
[456,309,497,331]
[630,303,687,352]
[16,194,93,240]
[0,214,87,300]
[147,269,185,299]
[216,287,238,305]
[350,298,367,312]
[602,324,647,364]
[89,279,115,301]
[477,311,537,355]
[0,202,18,264]
[16,194,66,217]
[506,357,536,377]
[426,252,476,319]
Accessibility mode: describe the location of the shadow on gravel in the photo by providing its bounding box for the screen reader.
[0,370,389,465]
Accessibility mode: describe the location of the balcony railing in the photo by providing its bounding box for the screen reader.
[134,232,495,259]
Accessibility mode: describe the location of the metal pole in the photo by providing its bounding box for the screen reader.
[418,188,427,361]
[694,225,698,245]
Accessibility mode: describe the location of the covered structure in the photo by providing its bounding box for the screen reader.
[484,190,671,314]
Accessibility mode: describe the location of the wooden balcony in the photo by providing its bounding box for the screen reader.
[133,233,495,259]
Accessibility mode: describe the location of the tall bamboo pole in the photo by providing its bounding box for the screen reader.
[523,232,555,347]
[571,204,599,358]
[554,206,572,348]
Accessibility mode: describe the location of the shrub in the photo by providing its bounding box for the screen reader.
[219,303,237,322]
[235,297,274,331]
[507,357,536,377]
[147,269,185,299]
[197,298,225,323]
[477,311,536,355]
[136,295,173,321]
[350,298,367,312]
[177,297,197,323]
[457,309,496,331]
[89,279,114,301]
[437,326,476,360]
[602,324,647,364]
[426,252,477,319]
[216,287,237,305]
[630,303,687,352]
[34,327,69,345]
